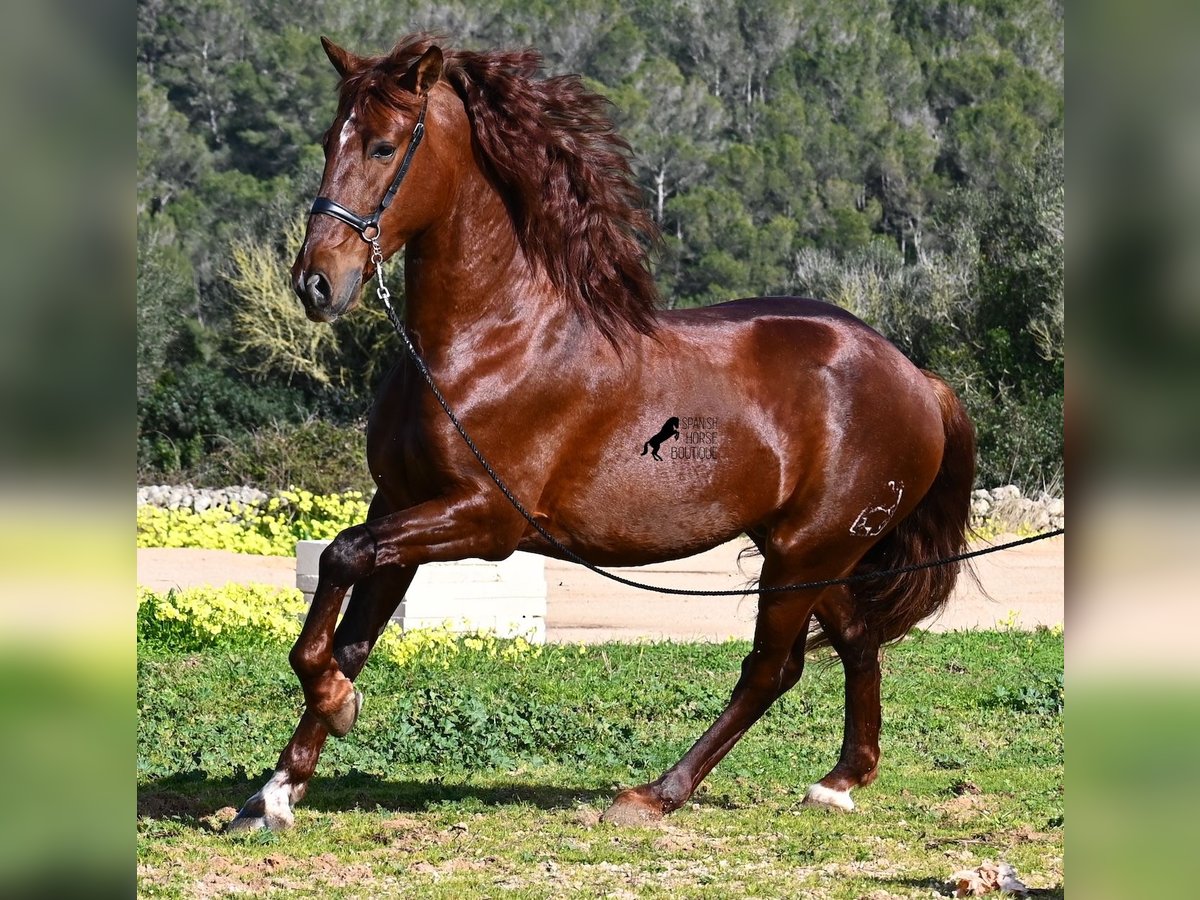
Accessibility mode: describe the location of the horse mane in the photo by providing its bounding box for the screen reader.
[339,34,662,342]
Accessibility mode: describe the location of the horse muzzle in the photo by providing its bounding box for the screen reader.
[293,267,362,323]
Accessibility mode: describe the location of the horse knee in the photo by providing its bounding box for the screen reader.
[320,524,377,586]
[289,639,322,679]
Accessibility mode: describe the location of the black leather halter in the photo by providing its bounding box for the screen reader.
[309,98,428,242]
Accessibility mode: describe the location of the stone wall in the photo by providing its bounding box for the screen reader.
[970,485,1064,533]
[137,484,268,512]
[138,483,1064,533]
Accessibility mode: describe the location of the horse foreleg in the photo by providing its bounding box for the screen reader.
[801,594,882,812]
[602,566,824,825]
[227,563,417,832]
[287,496,510,734]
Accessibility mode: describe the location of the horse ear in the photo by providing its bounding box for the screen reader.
[321,36,362,78]
[400,46,444,95]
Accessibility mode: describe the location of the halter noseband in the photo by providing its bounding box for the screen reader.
[309,98,428,242]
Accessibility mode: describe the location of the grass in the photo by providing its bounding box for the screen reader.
[137,631,1063,897]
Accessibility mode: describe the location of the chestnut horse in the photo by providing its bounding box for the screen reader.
[228,34,975,832]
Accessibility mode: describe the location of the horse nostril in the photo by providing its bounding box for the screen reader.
[303,273,331,307]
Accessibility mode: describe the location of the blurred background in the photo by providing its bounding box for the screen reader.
[1071,2,1200,897]
[0,0,128,894]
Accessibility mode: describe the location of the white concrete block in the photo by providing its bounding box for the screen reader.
[295,540,548,642]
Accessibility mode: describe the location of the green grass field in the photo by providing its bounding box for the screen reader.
[137,631,1063,897]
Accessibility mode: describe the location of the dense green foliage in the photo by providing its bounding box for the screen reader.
[137,0,1063,492]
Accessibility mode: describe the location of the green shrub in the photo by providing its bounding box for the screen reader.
[137,584,308,654]
[970,385,1064,491]
[203,419,373,494]
[136,584,545,669]
[987,671,1064,716]
[137,363,310,474]
[136,488,369,555]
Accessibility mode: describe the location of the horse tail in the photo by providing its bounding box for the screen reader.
[846,371,976,646]
[641,442,650,456]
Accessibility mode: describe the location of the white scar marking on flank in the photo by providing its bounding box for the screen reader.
[849,480,905,537]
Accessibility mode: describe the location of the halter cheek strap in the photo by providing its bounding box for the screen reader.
[309,98,428,241]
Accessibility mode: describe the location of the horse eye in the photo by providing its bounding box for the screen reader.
[372,144,396,160]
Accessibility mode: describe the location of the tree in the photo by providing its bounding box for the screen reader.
[151,0,249,146]
[610,57,725,226]
[137,69,209,218]
[226,219,397,391]
[137,221,195,402]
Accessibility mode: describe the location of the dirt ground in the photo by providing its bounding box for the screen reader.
[137,533,1062,642]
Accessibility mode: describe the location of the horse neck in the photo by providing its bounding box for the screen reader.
[401,161,572,360]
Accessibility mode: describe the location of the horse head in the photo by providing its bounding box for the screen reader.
[292,37,464,323]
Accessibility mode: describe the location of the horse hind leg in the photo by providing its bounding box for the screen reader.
[227,563,418,832]
[601,546,831,825]
[801,591,882,812]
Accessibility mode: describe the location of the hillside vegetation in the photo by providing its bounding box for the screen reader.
[137,0,1063,493]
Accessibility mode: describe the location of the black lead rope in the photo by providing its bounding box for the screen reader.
[376,288,1063,597]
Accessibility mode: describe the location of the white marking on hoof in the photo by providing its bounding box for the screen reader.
[228,770,299,833]
[260,770,298,828]
[224,814,266,834]
[802,783,855,811]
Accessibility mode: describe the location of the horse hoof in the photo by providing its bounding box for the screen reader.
[324,688,363,738]
[224,814,267,834]
[226,773,298,833]
[802,783,855,811]
[224,807,294,832]
[601,789,664,826]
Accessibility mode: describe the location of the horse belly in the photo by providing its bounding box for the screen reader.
[538,413,789,565]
